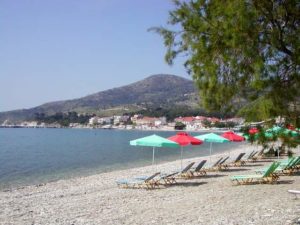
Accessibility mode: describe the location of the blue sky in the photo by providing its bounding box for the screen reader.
[0,0,188,112]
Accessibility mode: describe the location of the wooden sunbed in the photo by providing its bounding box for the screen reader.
[230,162,280,185]
[116,172,161,189]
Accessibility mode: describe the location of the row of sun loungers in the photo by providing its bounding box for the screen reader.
[230,156,300,185]
[230,162,281,185]
[116,152,300,189]
[255,156,300,176]
[117,153,248,189]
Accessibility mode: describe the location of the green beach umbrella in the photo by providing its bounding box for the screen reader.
[266,126,283,133]
[130,134,179,165]
[264,131,274,138]
[243,134,250,140]
[253,130,274,140]
[195,133,229,162]
[283,129,299,137]
[253,127,298,159]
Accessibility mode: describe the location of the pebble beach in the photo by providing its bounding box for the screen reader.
[0,143,299,225]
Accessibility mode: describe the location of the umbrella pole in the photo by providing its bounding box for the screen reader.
[152,147,155,166]
[209,142,212,163]
[181,146,183,170]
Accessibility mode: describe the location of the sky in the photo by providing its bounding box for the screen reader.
[0,0,189,112]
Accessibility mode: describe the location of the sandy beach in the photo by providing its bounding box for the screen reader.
[0,143,299,225]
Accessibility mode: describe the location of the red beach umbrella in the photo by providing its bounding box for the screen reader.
[249,127,259,135]
[222,131,245,142]
[168,132,203,146]
[168,132,203,169]
[287,124,295,130]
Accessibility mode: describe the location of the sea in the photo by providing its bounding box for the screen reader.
[0,128,244,190]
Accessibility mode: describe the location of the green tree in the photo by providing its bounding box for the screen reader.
[201,119,211,128]
[151,0,300,123]
[175,121,186,130]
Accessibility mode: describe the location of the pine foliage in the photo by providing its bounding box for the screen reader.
[151,0,300,122]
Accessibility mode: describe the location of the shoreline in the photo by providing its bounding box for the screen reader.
[1,143,299,224]
[0,142,246,192]
[0,142,247,192]
[0,126,233,134]
[0,125,235,133]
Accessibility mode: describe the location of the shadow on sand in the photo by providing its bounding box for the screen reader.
[220,168,251,173]
[276,180,294,185]
[242,163,265,167]
[200,174,228,178]
[171,181,208,187]
[251,159,277,163]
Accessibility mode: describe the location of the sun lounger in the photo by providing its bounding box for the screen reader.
[285,156,300,174]
[203,157,224,172]
[224,153,246,167]
[245,151,258,161]
[245,151,259,163]
[230,161,280,185]
[210,157,224,167]
[256,156,300,176]
[293,156,300,169]
[219,156,230,165]
[159,172,179,185]
[255,157,297,176]
[187,160,207,177]
[116,172,161,189]
[217,156,230,170]
[176,162,196,178]
[252,149,265,160]
[148,162,196,184]
[247,150,255,159]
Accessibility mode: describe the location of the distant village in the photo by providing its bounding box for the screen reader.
[1,114,244,131]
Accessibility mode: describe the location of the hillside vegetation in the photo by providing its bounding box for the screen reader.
[0,74,203,122]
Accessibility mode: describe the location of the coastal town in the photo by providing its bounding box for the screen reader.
[0,114,244,130]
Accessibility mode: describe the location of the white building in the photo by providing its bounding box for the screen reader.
[98,117,113,125]
[89,117,99,125]
[113,115,130,125]
[88,116,113,125]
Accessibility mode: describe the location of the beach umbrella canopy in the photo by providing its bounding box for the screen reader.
[195,133,229,162]
[287,124,295,130]
[263,131,274,139]
[249,127,259,134]
[266,126,283,133]
[283,129,299,137]
[130,134,179,165]
[222,131,245,157]
[222,131,245,142]
[257,127,298,139]
[168,132,203,146]
[168,132,203,169]
[195,133,230,143]
[243,134,250,140]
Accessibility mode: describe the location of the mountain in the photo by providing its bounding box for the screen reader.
[0,74,200,123]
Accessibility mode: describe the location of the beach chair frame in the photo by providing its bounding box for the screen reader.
[203,157,224,172]
[116,172,161,189]
[230,162,280,185]
[177,162,196,178]
[226,153,246,167]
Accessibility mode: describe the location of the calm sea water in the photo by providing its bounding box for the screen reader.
[0,128,243,190]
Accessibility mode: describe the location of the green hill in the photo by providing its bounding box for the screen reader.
[0,74,201,123]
